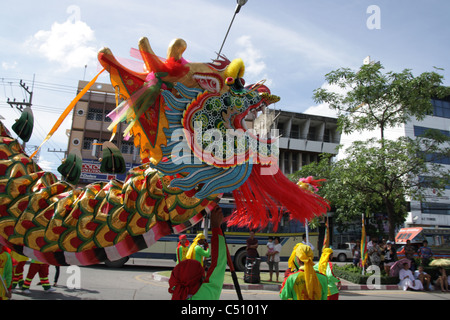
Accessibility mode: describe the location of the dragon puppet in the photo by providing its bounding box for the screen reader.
[0,37,329,266]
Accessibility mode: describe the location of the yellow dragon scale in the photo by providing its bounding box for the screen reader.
[0,122,218,265]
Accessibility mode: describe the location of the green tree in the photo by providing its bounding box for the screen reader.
[303,63,450,240]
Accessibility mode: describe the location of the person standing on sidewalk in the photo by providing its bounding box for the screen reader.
[268,237,282,282]
[417,240,433,267]
[246,231,259,258]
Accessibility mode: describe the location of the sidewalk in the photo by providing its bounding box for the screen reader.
[152,270,401,291]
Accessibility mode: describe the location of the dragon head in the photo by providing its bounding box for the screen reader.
[98,37,328,230]
[99,37,280,198]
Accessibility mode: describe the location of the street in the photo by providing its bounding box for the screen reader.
[8,259,450,302]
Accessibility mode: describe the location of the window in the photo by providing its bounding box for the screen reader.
[87,108,103,121]
[423,152,450,165]
[432,99,450,119]
[421,202,450,215]
[121,141,135,154]
[290,124,299,139]
[277,123,285,137]
[414,126,450,138]
[308,126,316,141]
[418,176,450,190]
[324,129,331,142]
[83,137,95,150]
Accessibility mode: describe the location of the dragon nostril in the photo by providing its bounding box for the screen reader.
[233,78,244,90]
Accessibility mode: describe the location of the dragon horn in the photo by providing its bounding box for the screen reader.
[166,38,187,61]
[138,37,165,74]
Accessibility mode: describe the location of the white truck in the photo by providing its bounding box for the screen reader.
[331,242,355,262]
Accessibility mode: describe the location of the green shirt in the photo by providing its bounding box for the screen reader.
[314,262,340,296]
[189,228,226,300]
[280,270,328,300]
[193,244,211,267]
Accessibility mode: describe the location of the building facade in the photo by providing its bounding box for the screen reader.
[66,81,140,186]
[405,97,450,228]
[253,109,341,175]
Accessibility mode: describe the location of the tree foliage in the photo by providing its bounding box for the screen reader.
[293,63,450,240]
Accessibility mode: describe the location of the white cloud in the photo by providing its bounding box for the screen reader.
[235,35,272,87]
[302,82,348,118]
[303,103,338,118]
[25,17,97,72]
[2,61,18,70]
[36,158,54,172]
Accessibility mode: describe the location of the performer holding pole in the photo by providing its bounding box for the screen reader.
[169,205,227,300]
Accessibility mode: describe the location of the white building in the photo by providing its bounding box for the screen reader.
[252,109,341,175]
[404,97,450,228]
[336,97,450,229]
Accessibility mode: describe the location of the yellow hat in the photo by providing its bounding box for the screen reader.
[293,244,322,300]
[185,233,205,260]
[318,248,333,274]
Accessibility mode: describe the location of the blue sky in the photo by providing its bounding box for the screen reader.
[1,0,449,174]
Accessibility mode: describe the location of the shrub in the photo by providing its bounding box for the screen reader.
[333,264,399,285]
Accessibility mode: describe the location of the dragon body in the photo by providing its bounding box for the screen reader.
[0,37,329,266]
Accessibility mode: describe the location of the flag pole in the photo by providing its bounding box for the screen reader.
[361,213,366,275]
[305,219,309,245]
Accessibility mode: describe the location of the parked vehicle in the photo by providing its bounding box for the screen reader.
[331,242,355,262]
[395,227,450,259]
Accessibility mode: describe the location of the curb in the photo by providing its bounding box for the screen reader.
[151,272,401,291]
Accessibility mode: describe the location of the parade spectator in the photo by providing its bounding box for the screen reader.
[368,239,382,267]
[382,240,397,275]
[246,230,259,258]
[417,240,433,266]
[414,265,431,291]
[268,237,282,282]
[302,233,314,251]
[266,236,274,263]
[352,240,361,267]
[404,240,417,271]
[398,262,423,291]
[435,267,449,292]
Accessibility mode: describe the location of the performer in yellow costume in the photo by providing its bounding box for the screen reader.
[0,243,12,300]
[280,243,327,300]
[314,248,341,300]
[186,233,210,267]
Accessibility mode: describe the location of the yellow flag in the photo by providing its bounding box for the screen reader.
[30,68,105,159]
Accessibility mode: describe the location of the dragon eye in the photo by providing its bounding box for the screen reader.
[226,77,235,85]
[239,78,245,87]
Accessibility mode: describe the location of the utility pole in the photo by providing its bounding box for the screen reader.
[7,75,35,112]
[48,148,68,158]
[7,75,35,151]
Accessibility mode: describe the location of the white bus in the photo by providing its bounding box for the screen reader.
[104,203,319,271]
